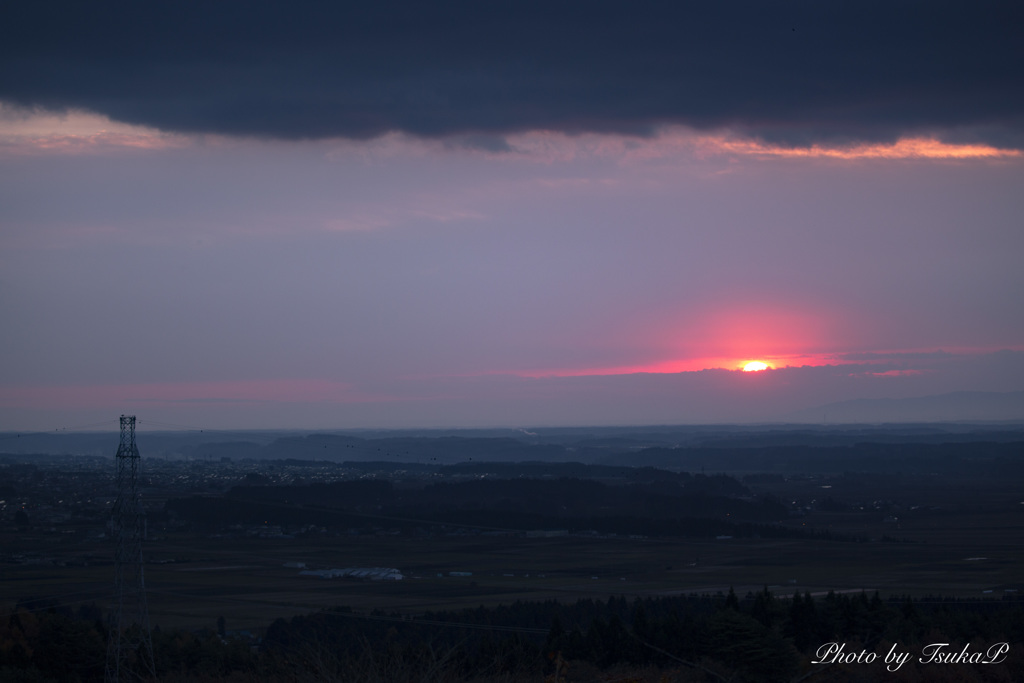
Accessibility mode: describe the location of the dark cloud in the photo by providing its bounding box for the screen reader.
[2,1,1022,145]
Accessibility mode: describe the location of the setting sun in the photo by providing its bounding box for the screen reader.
[742,361,770,372]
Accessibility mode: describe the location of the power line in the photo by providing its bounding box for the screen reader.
[0,419,120,442]
[0,416,218,443]
[135,418,209,432]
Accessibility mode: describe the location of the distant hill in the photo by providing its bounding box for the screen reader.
[785,391,1024,424]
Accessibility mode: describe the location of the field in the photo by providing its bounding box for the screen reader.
[4,484,1023,633]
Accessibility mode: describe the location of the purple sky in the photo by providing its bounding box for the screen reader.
[2,2,1023,430]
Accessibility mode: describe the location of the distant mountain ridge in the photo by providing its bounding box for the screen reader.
[786,391,1024,424]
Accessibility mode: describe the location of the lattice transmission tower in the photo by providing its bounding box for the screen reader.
[105,415,156,682]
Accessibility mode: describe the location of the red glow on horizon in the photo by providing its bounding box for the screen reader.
[504,353,836,379]
[491,302,891,380]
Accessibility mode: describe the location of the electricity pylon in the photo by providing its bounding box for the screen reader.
[105,415,156,682]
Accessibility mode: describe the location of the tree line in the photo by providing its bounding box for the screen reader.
[4,590,1022,681]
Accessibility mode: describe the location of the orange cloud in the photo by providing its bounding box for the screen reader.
[1,130,190,154]
[497,127,1024,164]
[0,106,191,154]
[695,135,1022,161]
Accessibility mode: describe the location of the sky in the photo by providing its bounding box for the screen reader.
[1,1,1023,430]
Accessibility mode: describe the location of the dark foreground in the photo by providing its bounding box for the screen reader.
[2,425,1023,680]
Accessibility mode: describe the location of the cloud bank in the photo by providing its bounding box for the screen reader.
[2,1,1022,146]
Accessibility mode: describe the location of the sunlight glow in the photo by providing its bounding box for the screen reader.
[742,361,770,372]
[494,354,836,379]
